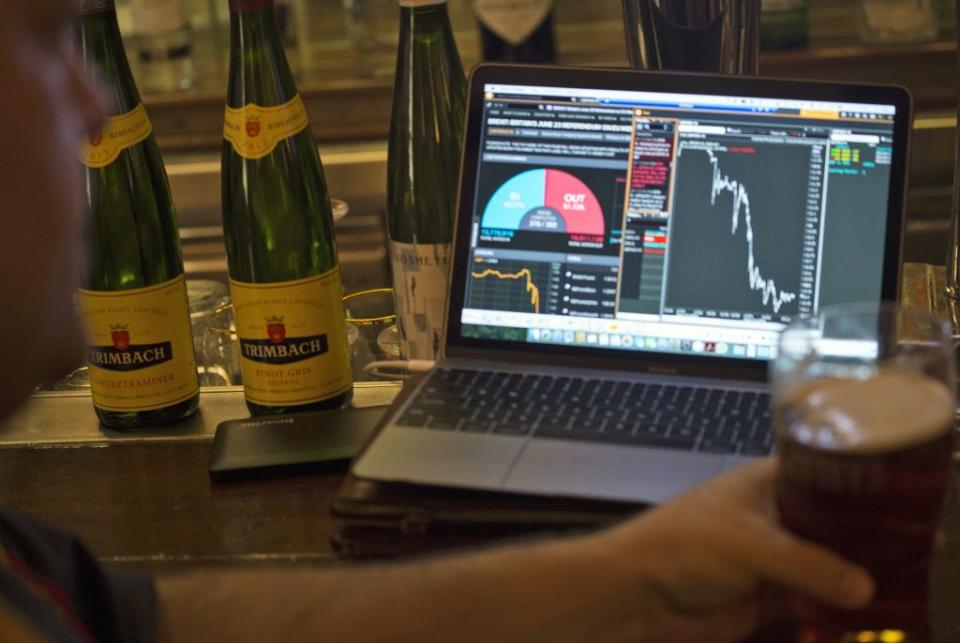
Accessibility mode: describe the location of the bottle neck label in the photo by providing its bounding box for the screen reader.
[223,95,309,161]
[229,268,353,407]
[388,241,451,361]
[77,275,199,413]
[474,0,552,45]
[79,103,153,169]
[399,0,447,6]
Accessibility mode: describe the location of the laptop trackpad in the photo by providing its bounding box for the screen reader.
[505,440,726,504]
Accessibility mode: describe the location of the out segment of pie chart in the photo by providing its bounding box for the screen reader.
[481,169,605,235]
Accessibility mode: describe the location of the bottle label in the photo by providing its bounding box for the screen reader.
[473,0,552,45]
[399,0,447,6]
[230,268,352,407]
[79,104,153,169]
[77,276,199,413]
[130,0,187,36]
[388,241,450,360]
[223,94,309,161]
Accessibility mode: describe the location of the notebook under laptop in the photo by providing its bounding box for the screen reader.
[353,64,911,504]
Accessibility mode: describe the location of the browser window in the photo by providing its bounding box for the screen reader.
[459,83,898,362]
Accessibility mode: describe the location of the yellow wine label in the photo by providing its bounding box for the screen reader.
[223,94,309,160]
[77,275,199,413]
[79,103,153,168]
[230,268,352,407]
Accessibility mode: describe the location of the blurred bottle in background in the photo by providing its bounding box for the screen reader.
[620,0,761,74]
[344,0,402,77]
[129,0,195,93]
[275,0,296,42]
[859,0,939,44]
[278,0,317,77]
[474,0,556,62]
[760,0,807,50]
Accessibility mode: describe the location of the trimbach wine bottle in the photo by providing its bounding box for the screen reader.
[75,0,199,429]
[387,0,466,360]
[474,0,556,63]
[222,0,352,415]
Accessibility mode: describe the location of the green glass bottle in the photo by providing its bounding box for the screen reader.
[387,0,467,361]
[760,0,808,51]
[222,0,352,415]
[75,0,199,429]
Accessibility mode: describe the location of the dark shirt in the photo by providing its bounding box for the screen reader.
[0,506,155,642]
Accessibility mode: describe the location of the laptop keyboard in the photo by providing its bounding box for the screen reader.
[394,368,774,456]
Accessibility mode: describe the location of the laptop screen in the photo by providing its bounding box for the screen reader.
[456,80,900,363]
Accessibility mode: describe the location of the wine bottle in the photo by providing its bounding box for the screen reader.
[387,0,466,360]
[474,0,556,63]
[222,0,352,415]
[75,0,199,429]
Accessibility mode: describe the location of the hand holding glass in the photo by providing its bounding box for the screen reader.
[773,304,955,642]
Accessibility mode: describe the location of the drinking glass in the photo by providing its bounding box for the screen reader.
[201,303,241,386]
[343,287,399,377]
[187,278,230,364]
[772,303,956,642]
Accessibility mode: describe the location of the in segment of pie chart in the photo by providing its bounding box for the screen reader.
[481,169,605,235]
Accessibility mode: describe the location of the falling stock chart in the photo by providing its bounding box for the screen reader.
[663,139,825,322]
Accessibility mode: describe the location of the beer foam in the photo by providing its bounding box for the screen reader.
[782,372,955,454]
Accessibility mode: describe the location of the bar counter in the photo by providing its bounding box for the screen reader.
[0,266,957,641]
[0,384,398,570]
[1,391,958,641]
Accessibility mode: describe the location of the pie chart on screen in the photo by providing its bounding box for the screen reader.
[481,168,605,235]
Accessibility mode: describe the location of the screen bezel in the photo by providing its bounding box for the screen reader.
[444,63,912,383]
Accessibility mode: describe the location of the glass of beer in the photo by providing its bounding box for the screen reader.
[772,303,956,643]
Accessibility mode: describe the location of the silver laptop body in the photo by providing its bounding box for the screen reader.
[353,64,911,505]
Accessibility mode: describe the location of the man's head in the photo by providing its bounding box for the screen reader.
[0,0,104,417]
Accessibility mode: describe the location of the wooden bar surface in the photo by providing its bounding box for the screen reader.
[0,264,957,636]
[0,440,347,570]
[0,437,956,640]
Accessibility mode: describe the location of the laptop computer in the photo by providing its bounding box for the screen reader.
[353,64,911,504]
